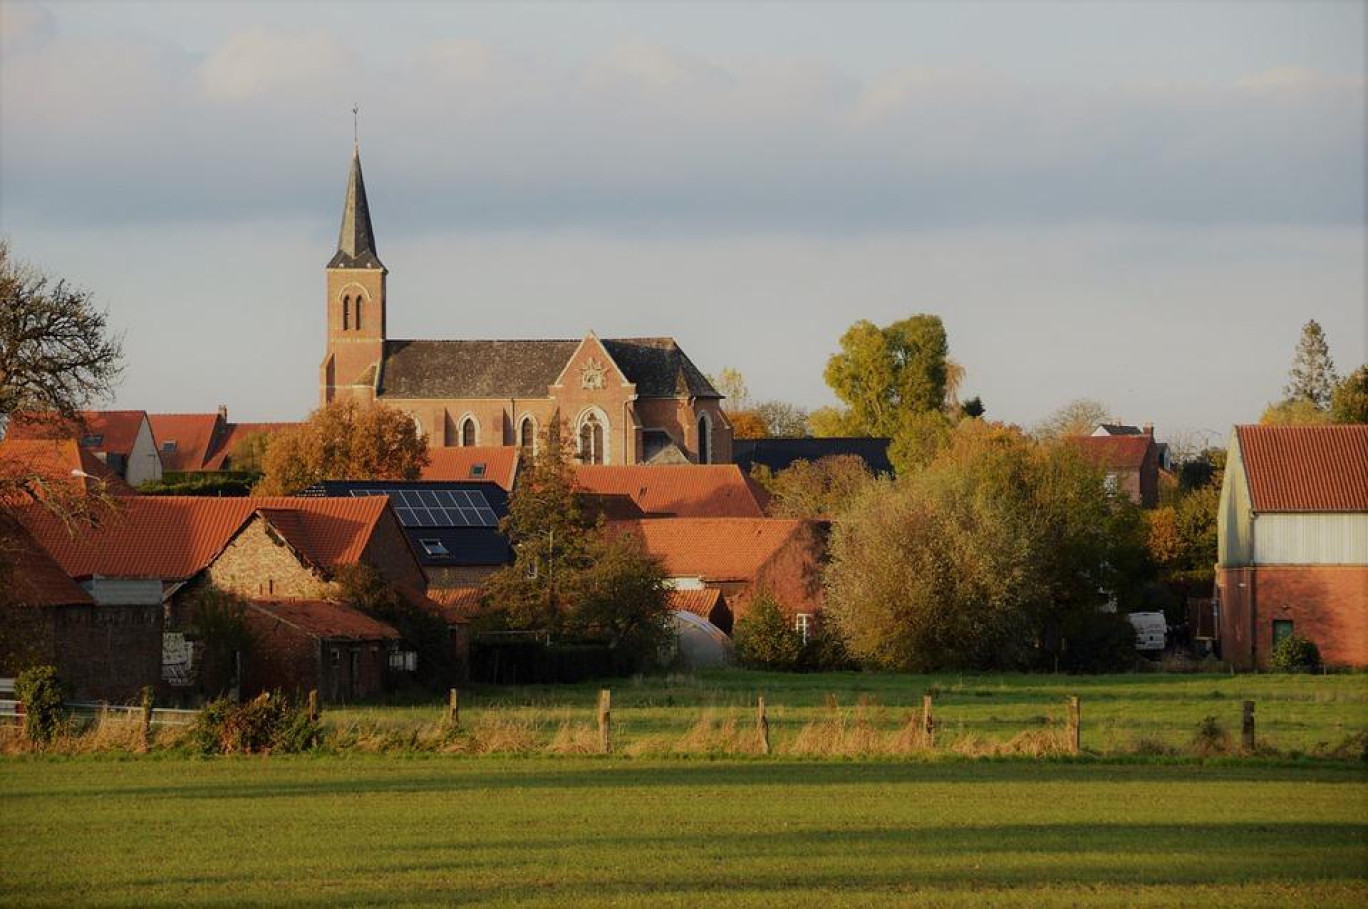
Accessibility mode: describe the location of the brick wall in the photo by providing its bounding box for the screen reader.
[47,604,162,703]
[361,510,429,591]
[1217,565,1368,669]
[204,518,334,600]
[241,610,391,703]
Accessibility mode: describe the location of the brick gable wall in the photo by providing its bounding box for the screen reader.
[1217,565,1368,669]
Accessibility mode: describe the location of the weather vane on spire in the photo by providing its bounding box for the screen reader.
[352,103,359,146]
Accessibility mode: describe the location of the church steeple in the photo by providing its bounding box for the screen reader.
[327,143,384,270]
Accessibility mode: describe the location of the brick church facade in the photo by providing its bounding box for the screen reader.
[319,145,732,466]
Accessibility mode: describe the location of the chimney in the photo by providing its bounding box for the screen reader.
[217,404,229,420]
[1142,422,1154,436]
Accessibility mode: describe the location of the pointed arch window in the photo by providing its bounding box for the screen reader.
[579,413,605,465]
[342,296,351,331]
[697,413,711,464]
[519,416,537,455]
[461,417,477,447]
[355,296,363,331]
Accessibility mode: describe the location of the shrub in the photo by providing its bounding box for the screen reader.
[733,595,804,671]
[1269,633,1321,673]
[186,692,320,755]
[1059,612,1137,673]
[1193,714,1231,756]
[14,665,66,744]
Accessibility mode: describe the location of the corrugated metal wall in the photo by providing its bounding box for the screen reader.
[1252,513,1368,565]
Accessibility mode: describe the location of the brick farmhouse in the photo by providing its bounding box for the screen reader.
[1215,425,1368,669]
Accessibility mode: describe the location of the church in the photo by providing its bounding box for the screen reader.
[319,144,732,466]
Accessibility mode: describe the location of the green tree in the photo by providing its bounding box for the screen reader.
[1035,398,1111,440]
[1283,319,1339,409]
[752,400,810,437]
[1330,364,1368,424]
[254,399,429,495]
[765,454,876,519]
[563,533,671,665]
[825,422,1151,671]
[808,406,862,438]
[823,316,948,437]
[226,431,272,474]
[732,594,805,670]
[1260,398,1330,426]
[483,426,595,633]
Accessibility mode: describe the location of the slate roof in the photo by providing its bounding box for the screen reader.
[0,439,136,500]
[298,481,513,568]
[1235,425,1368,513]
[575,465,766,518]
[17,496,390,581]
[378,337,720,400]
[731,437,894,476]
[1067,435,1155,471]
[244,600,400,641]
[421,447,521,490]
[326,145,383,270]
[608,517,814,582]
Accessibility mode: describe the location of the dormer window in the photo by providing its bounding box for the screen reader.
[419,538,449,557]
[161,440,177,454]
[80,434,104,448]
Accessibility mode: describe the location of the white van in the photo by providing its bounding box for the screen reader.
[1127,612,1168,652]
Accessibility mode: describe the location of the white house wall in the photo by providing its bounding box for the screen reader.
[1217,432,1255,568]
[1252,513,1368,566]
[126,418,164,487]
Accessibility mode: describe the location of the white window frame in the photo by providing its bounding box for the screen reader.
[794,613,814,645]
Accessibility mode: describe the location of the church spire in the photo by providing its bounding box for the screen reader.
[327,142,383,270]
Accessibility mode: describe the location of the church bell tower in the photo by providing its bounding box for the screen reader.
[320,142,386,405]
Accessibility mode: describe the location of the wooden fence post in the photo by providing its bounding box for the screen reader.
[597,689,612,754]
[921,694,935,748]
[307,689,319,722]
[757,695,771,755]
[447,688,460,728]
[139,686,155,752]
[1242,700,1255,752]
[1067,696,1081,755]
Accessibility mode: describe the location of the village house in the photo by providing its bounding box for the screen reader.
[7,410,163,487]
[1067,431,1162,508]
[1215,424,1368,670]
[15,495,461,701]
[575,464,768,518]
[0,438,137,498]
[0,527,162,703]
[147,407,299,473]
[609,517,829,633]
[319,143,732,466]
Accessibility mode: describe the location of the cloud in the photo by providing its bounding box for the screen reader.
[200,28,352,103]
[1,26,1363,233]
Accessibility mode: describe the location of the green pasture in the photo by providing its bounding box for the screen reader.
[2,756,1365,907]
[327,670,1368,755]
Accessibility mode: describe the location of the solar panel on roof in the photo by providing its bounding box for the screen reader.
[335,485,501,528]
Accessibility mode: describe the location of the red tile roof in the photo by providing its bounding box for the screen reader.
[576,465,767,518]
[147,413,223,472]
[0,439,137,499]
[1235,425,1368,513]
[0,526,93,607]
[202,422,300,471]
[18,496,390,581]
[7,410,148,457]
[1066,435,1154,471]
[667,587,726,618]
[244,599,401,640]
[425,587,483,623]
[420,447,521,490]
[609,518,809,582]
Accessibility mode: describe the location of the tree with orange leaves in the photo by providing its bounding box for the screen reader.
[253,399,429,495]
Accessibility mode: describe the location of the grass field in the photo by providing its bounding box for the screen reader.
[2,756,1365,908]
[324,670,1368,756]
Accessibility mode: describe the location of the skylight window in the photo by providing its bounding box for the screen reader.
[79,434,104,448]
[419,538,450,557]
[161,440,177,454]
[470,463,487,478]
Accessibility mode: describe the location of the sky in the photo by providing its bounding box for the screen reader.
[1,0,1364,446]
